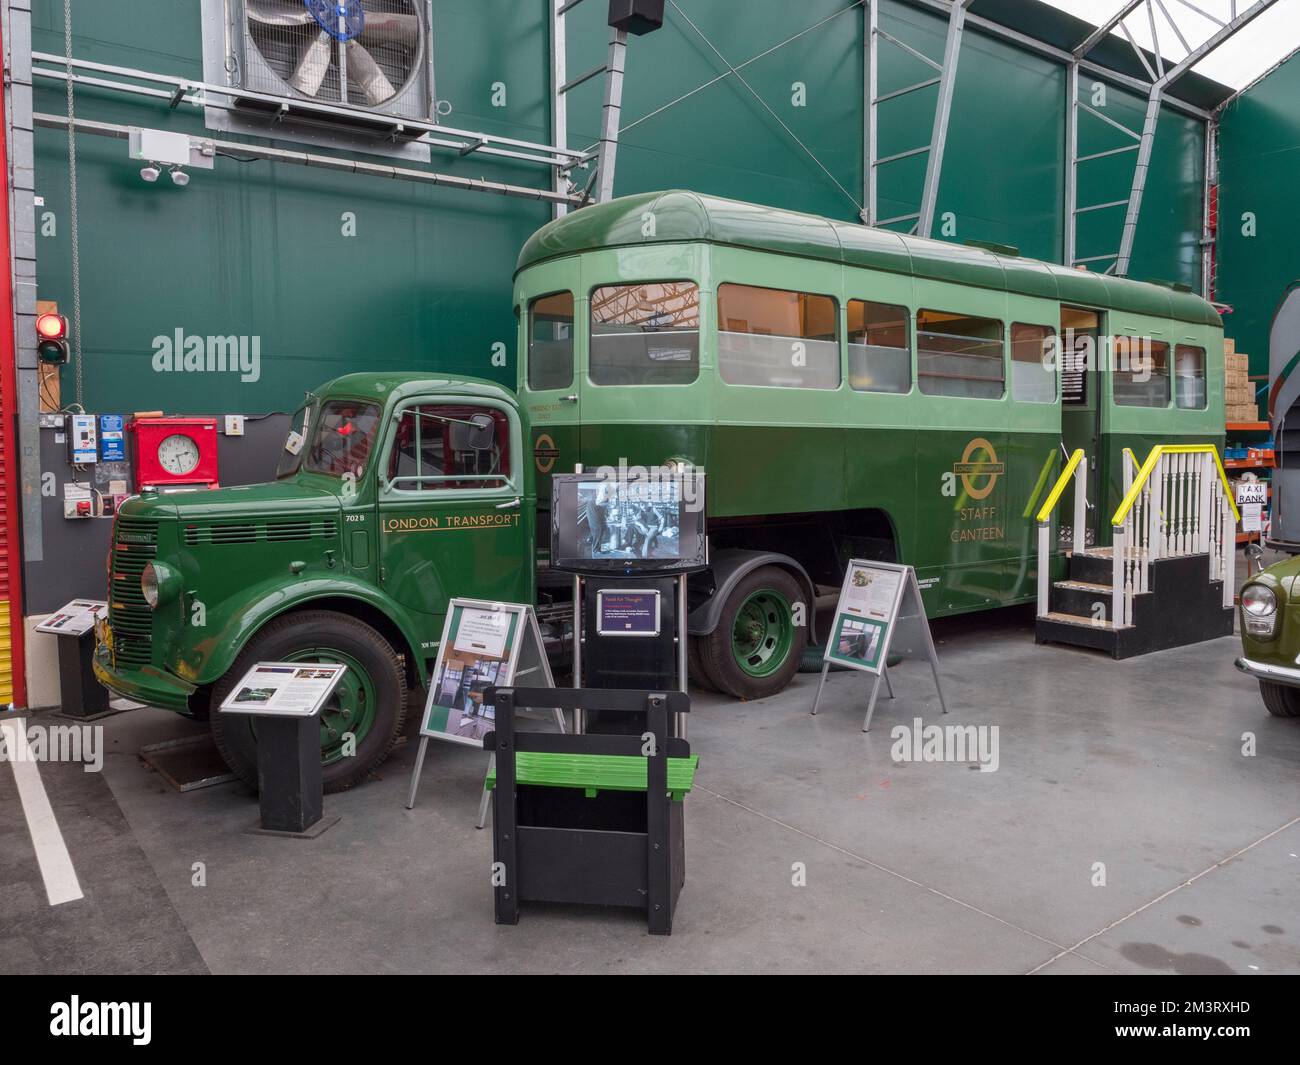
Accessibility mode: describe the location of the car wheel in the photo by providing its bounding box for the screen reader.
[1259,680,1300,718]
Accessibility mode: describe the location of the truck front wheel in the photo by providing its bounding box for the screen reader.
[210,610,408,793]
[1259,680,1300,718]
[699,565,807,701]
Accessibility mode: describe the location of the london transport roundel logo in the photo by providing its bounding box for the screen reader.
[954,437,1004,501]
[534,432,559,474]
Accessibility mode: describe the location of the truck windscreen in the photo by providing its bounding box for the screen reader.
[302,400,381,478]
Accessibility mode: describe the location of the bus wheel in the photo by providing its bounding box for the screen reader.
[1259,681,1300,718]
[702,566,807,700]
[210,610,408,793]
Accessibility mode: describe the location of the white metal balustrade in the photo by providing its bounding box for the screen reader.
[1036,443,1239,626]
[1035,448,1087,617]
[1109,445,1238,626]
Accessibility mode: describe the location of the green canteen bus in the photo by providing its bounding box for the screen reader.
[93,190,1225,792]
[516,191,1225,698]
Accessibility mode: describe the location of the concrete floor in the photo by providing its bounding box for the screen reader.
[3,578,1300,974]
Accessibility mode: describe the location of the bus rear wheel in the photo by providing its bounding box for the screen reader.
[210,610,408,793]
[700,566,806,701]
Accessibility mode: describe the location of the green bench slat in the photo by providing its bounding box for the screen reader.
[485,752,700,802]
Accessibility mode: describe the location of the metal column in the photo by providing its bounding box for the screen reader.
[550,0,569,217]
[1200,118,1216,300]
[862,0,876,225]
[917,0,973,239]
[1064,60,1078,270]
[594,27,628,204]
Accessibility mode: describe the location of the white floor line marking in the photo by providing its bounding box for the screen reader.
[2,718,84,906]
[1025,814,1300,975]
[695,783,1117,970]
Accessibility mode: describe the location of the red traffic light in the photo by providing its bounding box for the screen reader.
[36,312,67,340]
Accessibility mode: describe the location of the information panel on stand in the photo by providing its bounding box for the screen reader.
[825,561,906,675]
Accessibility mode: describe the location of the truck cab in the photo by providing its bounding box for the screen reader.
[94,373,533,791]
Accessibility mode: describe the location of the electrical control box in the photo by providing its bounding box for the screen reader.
[63,482,94,519]
[65,413,98,465]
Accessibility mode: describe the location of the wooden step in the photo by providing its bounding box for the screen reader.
[1041,610,1133,632]
[1053,579,1113,593]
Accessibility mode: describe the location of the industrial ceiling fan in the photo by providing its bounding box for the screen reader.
[246,0,423,109]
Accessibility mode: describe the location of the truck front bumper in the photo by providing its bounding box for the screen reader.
[92,632,197,713]
[1235,656,1300,690]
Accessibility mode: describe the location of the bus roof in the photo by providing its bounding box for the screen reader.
[516,190,1221,328]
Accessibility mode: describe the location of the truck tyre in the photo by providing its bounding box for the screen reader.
[210,610,408,793]
[701,565,807,701]
[687,634,721,694]
[1259,680,1300,718]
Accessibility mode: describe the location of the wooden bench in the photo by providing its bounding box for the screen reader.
[485,686,693,935]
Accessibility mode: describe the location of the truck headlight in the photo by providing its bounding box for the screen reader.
[1241,584,1278,638]
[141,561,178,610]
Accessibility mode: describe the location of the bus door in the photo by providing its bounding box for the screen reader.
[1060,306,1103,545]
[521,269,582,502]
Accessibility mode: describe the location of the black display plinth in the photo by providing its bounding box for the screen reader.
[579,574,680,733]
[56,630,110,719]
[250,716,335,838]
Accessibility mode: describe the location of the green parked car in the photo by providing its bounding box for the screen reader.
[1237,558,1300,717]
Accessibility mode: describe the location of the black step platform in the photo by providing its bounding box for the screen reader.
[1036,551,1235,659]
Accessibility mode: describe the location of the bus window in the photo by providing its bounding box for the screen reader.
[847,299,909,393]
[528,292,574,391]
[589,282,700,385]
[1175,344,1206,410]
[1011,323,1057,403]
[718,283,840,389]
[1112,336,1170,407]
[917,310,1004,400]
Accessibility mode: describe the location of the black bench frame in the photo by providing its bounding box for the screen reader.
[485,686,691,935]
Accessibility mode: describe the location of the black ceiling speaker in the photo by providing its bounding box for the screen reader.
[608,0,665,35]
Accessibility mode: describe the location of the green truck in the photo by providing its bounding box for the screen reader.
[95,375,536,791]
[94,191,1226,790]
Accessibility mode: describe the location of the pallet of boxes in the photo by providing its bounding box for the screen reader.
[1224,338,1255,423]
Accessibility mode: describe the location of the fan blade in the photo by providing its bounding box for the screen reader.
[358,12,421,47]
[289,30,334,97]
[247,0,316,27]
[345,40,396,106]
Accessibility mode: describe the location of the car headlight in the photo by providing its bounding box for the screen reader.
[141,561,178,610]
[1241,584,1278,638]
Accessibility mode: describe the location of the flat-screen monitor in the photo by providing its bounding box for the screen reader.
[550,470,707,574]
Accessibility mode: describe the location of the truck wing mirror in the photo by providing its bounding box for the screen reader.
[468,413,496,451]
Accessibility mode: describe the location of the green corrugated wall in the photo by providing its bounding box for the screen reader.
[1217,49,1300,386]
[29,0,1209,414]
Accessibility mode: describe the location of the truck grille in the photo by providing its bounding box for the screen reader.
[109,517,157,667]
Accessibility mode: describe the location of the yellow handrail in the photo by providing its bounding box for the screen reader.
[1035,448,1085,523]
[1111,444,1240,526]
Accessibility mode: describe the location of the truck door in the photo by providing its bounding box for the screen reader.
[376,397,532,621]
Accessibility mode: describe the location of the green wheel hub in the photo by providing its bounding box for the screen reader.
[731,588,794,678]
[282,646,377,765]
